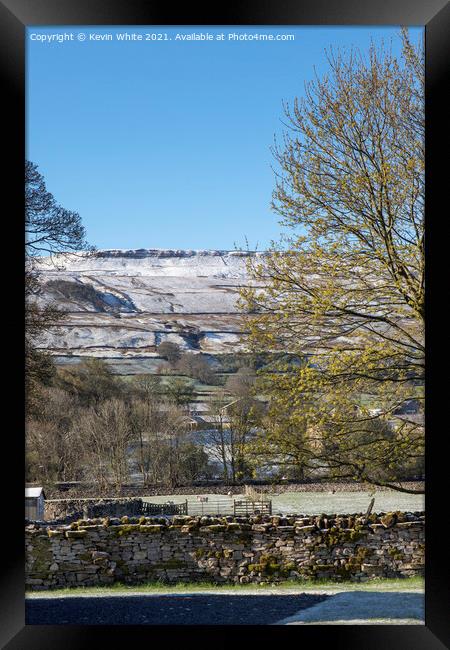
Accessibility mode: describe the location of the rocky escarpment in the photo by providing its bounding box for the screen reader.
[33,249,264,361]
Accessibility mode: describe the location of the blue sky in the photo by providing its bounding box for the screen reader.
[26,26,422,251]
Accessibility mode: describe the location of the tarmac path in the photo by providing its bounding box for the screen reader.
[26,593,327,626]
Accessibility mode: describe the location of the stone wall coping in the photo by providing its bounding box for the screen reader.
[26,511,425,533]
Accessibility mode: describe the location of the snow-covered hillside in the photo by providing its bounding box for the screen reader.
[34,249,264,360]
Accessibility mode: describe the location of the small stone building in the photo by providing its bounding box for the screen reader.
[25,486,45,520]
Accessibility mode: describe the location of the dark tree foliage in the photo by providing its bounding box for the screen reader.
[55,359,124,407]
[25,161,92,410]
[156,341,182,364]
[26,160,91,257]
[176,352,216,385]
[163,377,195,406]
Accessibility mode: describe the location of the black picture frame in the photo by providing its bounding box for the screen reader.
[1,0,448,647]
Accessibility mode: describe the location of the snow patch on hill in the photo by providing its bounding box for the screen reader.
[34,250,261,359]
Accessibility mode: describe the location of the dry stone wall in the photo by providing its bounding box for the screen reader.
[26,511,425,590]
[43,498,143,523]
[44,481,425,499]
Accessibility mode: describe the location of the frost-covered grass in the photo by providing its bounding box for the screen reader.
[270,490,424,515]
[142,491,424,515]
[26,576,423,598]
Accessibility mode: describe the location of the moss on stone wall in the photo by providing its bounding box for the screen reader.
[323,525,365,547]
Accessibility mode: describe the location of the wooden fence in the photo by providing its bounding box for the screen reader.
[233,500,272,516]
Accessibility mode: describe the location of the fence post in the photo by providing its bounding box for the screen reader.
[185,499,188,515]
[233,500,236,516]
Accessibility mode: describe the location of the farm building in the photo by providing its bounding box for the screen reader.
[25,487,45,520]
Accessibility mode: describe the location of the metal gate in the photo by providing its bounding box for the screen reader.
[141,500,188,516]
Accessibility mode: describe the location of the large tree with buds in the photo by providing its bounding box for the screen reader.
[241,31,424,493]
